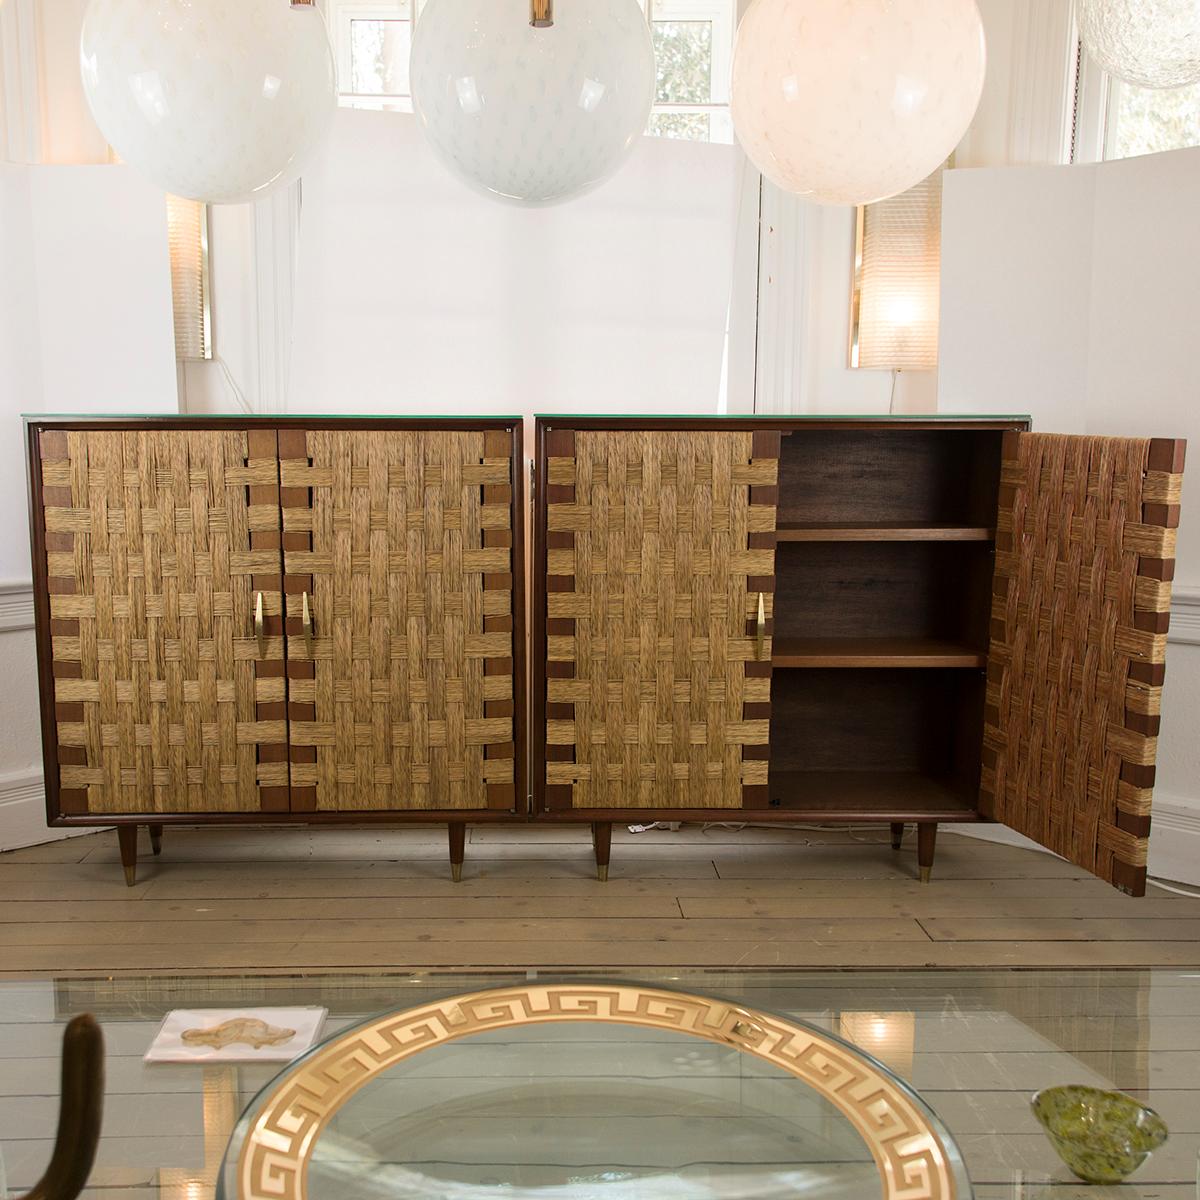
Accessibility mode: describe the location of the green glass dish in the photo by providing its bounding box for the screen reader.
[1031,1085,1168,1183]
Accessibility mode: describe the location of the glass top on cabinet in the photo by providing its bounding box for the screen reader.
[218,982,972,1200]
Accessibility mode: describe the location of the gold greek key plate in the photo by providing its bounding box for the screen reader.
[226,983,968,1200]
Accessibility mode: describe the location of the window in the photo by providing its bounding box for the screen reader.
[331,2,421,112]
[1107,79,1200,159]
[1072,41,1200,163]
[643,0,735,143]
[328,0,737,140]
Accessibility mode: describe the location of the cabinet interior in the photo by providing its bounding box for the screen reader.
[767,429,1005,818]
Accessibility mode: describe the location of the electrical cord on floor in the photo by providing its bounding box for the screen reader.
[627,820,909,846]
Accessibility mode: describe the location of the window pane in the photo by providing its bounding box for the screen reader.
[653,20,713,104]
[648,111,712,141]
[350,19,412,96]
[1110,81,1200,158]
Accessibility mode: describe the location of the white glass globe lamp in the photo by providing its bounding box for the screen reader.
[410,0,655,206]
[80,0,337,205]
[1078,0,1200,89]
[731,0,987,206]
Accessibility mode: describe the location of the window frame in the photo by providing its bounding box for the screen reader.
[328,0,738,141]
[330,0,416,112]
[1072,37,1200,164]
[644,0,736,142]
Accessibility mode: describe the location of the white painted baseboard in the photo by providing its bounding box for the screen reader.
[954,794,1200,888]
[0,768,93,851]
[0,580,35,633]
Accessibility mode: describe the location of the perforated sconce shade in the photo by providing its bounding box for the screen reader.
[166,195,212,362]
[850,168,943,371]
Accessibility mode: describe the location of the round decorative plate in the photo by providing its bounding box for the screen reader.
[220,983,971,1199]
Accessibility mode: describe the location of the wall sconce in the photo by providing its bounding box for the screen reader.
[849,165,944,372]
[838,1010,917,1079]
[166,194,212,362]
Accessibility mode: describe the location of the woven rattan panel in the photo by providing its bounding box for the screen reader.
[37,428,287,814]
[983,432,1185,895]
[280,429,515,811]
[544,429,779,809]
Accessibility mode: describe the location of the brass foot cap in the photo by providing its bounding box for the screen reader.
[919,866,932,884]
[123,865,137,887]
[451,862,463,883]
[597,865,609,883]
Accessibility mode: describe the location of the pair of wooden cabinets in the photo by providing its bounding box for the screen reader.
[27,416,1185,896]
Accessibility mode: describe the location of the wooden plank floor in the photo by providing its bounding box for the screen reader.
[3,823,1200,975]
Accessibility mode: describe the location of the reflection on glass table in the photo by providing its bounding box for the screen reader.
[218,984,971,1200]
[1,969,1198,1200]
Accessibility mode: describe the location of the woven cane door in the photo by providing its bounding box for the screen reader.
[280,428,516,812]
[983,432,1186,896]
[34,427,288,816]
[542,428,779,811]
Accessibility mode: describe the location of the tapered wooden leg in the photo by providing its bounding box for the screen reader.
[917,823,937,884]
[117,825,138,888]
[148,824,163,856]
[448,822,466,883]
[592,821,612,882]
[890,822,904,851]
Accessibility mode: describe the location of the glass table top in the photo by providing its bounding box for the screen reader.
[217,983,971,1200]
[0,968,1197,1200]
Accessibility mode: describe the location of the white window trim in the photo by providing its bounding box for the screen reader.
[330,0,414,110]
[1072,36,1119,164]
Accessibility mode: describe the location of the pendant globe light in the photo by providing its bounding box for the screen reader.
[410,0,655,205]
[731,0,986,206]
[1078,0,1200,89]
[80,0,336,205]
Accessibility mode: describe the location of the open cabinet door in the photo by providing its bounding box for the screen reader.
[981,432,1186,895]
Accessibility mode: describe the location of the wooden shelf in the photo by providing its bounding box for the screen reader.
[776,522,994,542]
[771,637,987,669]
[766,770,981,819]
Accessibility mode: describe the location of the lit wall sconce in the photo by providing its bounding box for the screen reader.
[849,165,944,372]
[838,1010,917,1079]
[166,194,212,362]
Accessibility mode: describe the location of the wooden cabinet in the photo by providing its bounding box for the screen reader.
[532,417,1186,896]
[27,417,524,884]
[28,413,1187,896]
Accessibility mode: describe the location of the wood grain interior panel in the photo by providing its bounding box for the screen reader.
[777,430,1004,527]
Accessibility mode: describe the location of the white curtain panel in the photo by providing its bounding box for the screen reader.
[289,108,741,419]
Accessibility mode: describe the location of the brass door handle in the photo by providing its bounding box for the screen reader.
[755,591,766,661]
[255,591,266,657]
[302,590,313,655]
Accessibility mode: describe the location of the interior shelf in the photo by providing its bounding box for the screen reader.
[776,522,994,543]
[765,770,981,818]
[771,637,987,669]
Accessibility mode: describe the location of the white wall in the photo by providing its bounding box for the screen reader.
[939,147,1200,884]
[290,110,740,421]
[0,163,178,849]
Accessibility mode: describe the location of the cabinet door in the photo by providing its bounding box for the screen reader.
[280,428,517,812]
[541,427,779,811]
[982,432,1186,895]
[33,426,288,816]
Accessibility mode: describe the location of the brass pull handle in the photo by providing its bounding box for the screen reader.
[755,592,766,661]
[255,592,266,657]
[302,590,313,655]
